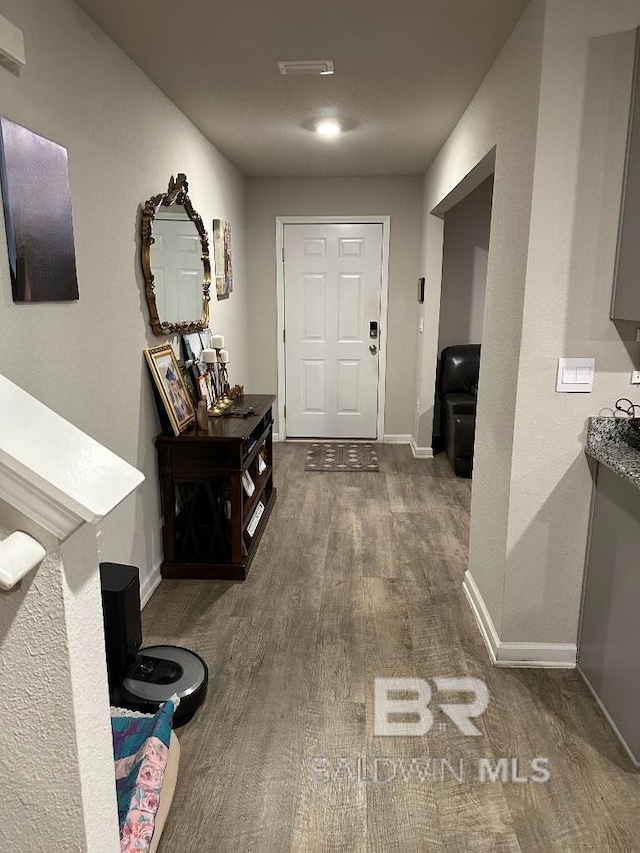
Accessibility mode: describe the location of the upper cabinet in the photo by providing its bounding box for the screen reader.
[612,29,640,321]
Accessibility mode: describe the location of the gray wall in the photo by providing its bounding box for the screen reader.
[0,0,248,598]
[246,176,423,437]
[438,176,493,353]
[416,0,640,650]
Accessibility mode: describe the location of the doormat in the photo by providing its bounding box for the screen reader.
[305,443,379,472]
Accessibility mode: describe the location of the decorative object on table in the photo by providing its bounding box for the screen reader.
[229,384,244,401]
[213,218,233,299]
[178,360,198,407]
[222,404,254,418]
[183,331,204,365]
[141,173,211,336]
[144,345,195,436]
[196,400,209,431]
[0,116,78,303]
[217,348,231,399]
[196,374,214,410]
[198,334,234,416]
[305,443,380,472]
[181,331,207,392]
[417,276,425,304]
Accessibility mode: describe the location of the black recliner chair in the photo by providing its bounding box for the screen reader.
[438,344,480,477]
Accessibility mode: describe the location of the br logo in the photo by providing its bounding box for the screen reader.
[374,677,489,737]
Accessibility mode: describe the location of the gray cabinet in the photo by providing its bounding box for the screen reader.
[612,29,640,321]
[578,464,640,765]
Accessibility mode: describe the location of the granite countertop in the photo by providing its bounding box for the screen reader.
[585,417,640,489]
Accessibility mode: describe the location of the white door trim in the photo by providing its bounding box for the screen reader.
[276,216,390,441]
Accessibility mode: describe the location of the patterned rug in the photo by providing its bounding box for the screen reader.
[305,442,380,472]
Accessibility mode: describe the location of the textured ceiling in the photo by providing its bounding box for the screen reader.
[74,0,529,177]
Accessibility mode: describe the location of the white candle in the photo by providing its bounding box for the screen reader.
[218,349,230,364]
[211,335,225,350]
[202,348,218,364]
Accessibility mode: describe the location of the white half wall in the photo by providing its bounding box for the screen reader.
[0,0,248,595]
[246,177,423,437]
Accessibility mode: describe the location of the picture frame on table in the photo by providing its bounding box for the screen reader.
[178,359,198,407]
[182,331,207,389]
[199,328,213,350]
[197,374,214,409]
[183,331,204,364]
[144,345,195,436]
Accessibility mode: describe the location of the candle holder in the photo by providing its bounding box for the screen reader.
[202,345,231,416]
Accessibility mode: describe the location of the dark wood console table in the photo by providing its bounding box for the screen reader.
[156,394,276,580]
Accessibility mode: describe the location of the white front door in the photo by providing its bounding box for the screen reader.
[283,223,383,438]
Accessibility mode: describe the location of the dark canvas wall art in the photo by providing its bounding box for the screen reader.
[0,117,79,302]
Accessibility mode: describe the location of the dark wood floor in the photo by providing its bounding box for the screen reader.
[144,443,640,853]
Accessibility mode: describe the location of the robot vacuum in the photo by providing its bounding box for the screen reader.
[100,562,209,727]
[120,645,208,727]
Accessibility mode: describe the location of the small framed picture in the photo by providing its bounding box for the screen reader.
[144,345,196,436]
[214,219,233,300]
[417,277,425,304]
[199,328,213,350]
[178,359,198,407]
[183,331,204,364]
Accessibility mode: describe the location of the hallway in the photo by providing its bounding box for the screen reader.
[143,443,640,852]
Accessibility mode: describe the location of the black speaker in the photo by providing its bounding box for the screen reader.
[100,562,142,696]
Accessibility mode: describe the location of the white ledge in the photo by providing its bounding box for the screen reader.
[0,374,144,539]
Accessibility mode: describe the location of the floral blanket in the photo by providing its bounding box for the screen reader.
[111,697,178,853]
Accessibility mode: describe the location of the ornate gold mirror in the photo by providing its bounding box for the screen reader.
[141,173,211,336]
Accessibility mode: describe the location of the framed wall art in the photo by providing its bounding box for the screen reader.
[144,345,195,436]
[0,116,79,303]
[213,219,233,299]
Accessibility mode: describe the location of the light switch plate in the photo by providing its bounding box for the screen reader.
[556,357,595,393]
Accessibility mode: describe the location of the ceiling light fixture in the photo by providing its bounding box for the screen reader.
[316,119,341,138]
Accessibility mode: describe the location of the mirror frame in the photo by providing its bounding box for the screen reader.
[141,173,211,336]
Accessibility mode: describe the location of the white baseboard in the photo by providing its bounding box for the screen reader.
[140,558,162,608]
[272,432,282,442]
[577,664,640,768]
[410,437,434,459]
[463,570,576,668]
[382,434,411,444]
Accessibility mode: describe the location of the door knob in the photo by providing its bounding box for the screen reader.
[369,344,378,354]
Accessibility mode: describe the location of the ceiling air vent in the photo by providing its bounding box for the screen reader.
[278,60,334,76]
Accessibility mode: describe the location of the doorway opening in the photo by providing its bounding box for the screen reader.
[432,175,494,474]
